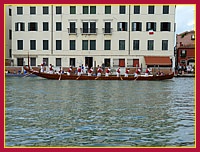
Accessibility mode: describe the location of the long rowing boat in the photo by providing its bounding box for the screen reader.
[23,66,174,81]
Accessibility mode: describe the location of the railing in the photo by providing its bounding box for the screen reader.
[67,28,77,34]
[80,28,98,34]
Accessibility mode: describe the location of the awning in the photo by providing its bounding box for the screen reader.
[144,56,172,66]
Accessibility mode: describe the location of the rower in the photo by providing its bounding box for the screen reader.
[125,69,129,77]
[116,67,120,77]
[97,66,102,77]
[145,68,151,76]
[88,67,93,76]
[77,66,82,76]
[105,67,111,77]
[67,66,72,75]
[134,68,141,77]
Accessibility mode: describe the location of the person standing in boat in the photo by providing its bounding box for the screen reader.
[116,67,120,77]
[105,67,111,77]
[125,68,129,77]
[67,66,72,75]
[49,64,53,74]
[77,66,82,76]
[81,64,84,74]
[88,67,93,76]
[97,66,102,77]
[59,66,63,74]
[40,63,44,73]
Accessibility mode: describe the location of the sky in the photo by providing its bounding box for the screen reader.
[175,5,195,35]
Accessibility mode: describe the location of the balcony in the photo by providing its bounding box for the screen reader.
[102,28,113,34]
[80,28,98,34]
[67,28,77,35]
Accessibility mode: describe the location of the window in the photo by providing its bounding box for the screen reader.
[43,58,49,66]
[9,8,12,16]
[133,59,139,67]
[70,22,76,33]
[56,58,61,66]
[17,58,24,66]
[30,7,36,15]
[161,22,171,31]
[82,22,96,34]
[9,30,12,40]
[70,6,76,14]
[43,40,49,50]
[119,59,125,67]
[104,58,110,67]
[163,5,169,14]
[83,22,88,33]
[56,22,62,31]
[148,40,154,50]
[43,6,49,14]
[132,22,142,31]
[70,40,76,50]
[133,40,139,50]
[70,58,76,67]
[17,40,23,50]
[30,40,36,50]
[82,40,96,50]
[117,22,127,31]
[134,5,140,14]
[56,40,62,50]
[119,40,125,50]
[148,5,154,14]
[82,40,88,50]
[191,34,195,40]
[17,7,23,15]
[90,40,96,50]
[9,49,12,58]
[30,58,36,66]
[146,22,156,31]
[15,22,25,31]
[28,22,38,31]
[105,5,111,14]
[104,40,111,50]
[90,22,96,33]
[162,40,168,50]
[120,5,126,14]
[105,22,111,33]
[83,6,89,14]
[90,6,96,14]
[56,6,62,14]
[180,50,187,57]
[43,22,49,31]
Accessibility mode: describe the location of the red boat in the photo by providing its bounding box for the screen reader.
[23,66,174,81]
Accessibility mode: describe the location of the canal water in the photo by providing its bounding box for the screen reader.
[5,77,195,147]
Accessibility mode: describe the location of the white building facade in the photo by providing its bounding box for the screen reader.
[10,5,176,71]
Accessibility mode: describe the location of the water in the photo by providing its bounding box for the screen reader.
[5,77,195,147]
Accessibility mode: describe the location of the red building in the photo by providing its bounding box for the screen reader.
[175,30,195,73]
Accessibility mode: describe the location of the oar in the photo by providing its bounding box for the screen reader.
[95,76,98,80]
[134,76,138,81]
[59,74,61,80]
[120,76,123,80]
[23,72,32,78]
[76,76,81,80]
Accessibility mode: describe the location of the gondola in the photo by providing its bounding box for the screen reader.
[23,66,174,81]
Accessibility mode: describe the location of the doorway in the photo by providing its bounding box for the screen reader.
[85,57,93,68]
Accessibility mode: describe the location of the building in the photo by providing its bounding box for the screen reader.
[175,30,195,73]
[5,5,12,66]
[7,5,176,73]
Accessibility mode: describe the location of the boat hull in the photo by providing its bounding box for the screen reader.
[23,66,174,81]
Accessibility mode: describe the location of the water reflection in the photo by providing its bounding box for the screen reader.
[5,77,195,147]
